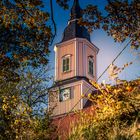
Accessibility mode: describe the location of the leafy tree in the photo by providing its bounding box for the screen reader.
[68,64,140,139]
[17,65,53,117]
[31,112,57,140]
[0,79,31,140]
[0,0,53,80]
[0,1,57,138]
[80,0,140,49]
[69,78,140,140]
[0,75,56,140]
[56,0,70,9]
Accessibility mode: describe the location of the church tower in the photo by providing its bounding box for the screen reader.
[49,0,99,117]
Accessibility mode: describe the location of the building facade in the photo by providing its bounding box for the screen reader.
[49,0,99,117]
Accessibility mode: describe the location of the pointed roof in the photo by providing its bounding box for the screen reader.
[70,0,82,20]
[61,0,90,42]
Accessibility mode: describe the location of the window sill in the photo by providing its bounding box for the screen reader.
[88,72,94,78]
[62,70,72,74]
[59,98,71,102]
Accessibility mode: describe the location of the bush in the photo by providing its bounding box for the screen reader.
[69,78,140,140]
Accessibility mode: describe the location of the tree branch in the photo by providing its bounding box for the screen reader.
[50,0,57,45]
[18,1,34,18]
[107,0,120,18]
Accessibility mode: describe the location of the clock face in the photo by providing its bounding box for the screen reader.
[60,88,71,101]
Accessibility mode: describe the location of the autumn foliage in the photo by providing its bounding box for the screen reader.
[0,0,55,139]
[0,0,139,139]
[69,78,140,140]
[0,0,52,81]
[80,0,140,49]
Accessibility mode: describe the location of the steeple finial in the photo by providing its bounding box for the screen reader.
[70,0,82,21]
[61,0,90,42]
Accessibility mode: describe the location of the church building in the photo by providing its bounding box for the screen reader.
[49,0,99,118]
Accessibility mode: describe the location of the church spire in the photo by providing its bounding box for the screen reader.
[61,0,90,42]
[70,0,82,21]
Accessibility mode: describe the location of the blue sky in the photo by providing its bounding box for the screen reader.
[46,0,140,83]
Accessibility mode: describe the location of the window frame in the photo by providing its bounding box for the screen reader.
[59,87,71,102]
[62,54,71,73]
[88,56,94,77]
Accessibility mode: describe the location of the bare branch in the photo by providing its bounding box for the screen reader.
[50,0,57,45]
